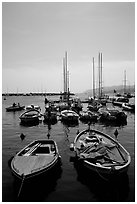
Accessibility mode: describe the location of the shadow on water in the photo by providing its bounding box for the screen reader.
[12,163,62,202]
[19,121,40,127]
[73,161,130,202]
[61,120,79,128]
[98,120,127,127]
[63,119,132,200]
[43,118,58,126]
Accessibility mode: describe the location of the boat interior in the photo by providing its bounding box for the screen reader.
[18,141,56,156]
[75,131,128,167]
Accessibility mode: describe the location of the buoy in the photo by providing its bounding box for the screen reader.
[20,133,26,141]
[47,133,50,139]
[114,129,119,138]
[76,130,79,135]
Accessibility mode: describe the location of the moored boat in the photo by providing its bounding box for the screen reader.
[60,110,79,123]
[26,104,41,111]
[122,103,135,112]
[6,103,25,112]
[98,103,127,124]
[79,110,98,123]
[58,102,70,112]
[19,109,41,124]
[70,128,131,176]
[112,97,129,107]
[11,139,61,180]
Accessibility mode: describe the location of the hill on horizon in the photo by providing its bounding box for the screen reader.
[75,84,135,100]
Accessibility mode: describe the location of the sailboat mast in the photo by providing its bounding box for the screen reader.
[65,51,68,93]
[93,57,95,98]
[100,52,103,97]
[63,57,66,93]
[124,70,126,94]
[98,52,101,98]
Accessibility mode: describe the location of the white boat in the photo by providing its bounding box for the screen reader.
[122,103,135,112]
[60,110,79,123]
[70,128,131,176]
[19,109,41,124]
[26,104,41,111]
[11,139,61,180]
[112,97,129,107]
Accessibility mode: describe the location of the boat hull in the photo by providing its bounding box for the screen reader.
[19,109,41,124]
[6,106,25,112]
[73,129,131,177]
[60,110,79,123]
[11,140,61,180]
[11,156,60,180]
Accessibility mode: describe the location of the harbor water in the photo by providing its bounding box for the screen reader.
[2,96,135,202]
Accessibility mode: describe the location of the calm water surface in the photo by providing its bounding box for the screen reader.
[2,96,135,202]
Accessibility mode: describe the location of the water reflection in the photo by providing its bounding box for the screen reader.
[74,162,130,202]
[19,121,40,127]
[62,120,79,128]
[98,120,127,127]
[43,118,58,125]
[13,164,62,202]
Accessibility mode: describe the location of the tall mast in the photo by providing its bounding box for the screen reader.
[98,52,101,98]
[93,57,95,98]
[100,52,103,97]
[124,70,126,94]
[65,51,68,93]
[67,70,69,93]
[63,57,66,93]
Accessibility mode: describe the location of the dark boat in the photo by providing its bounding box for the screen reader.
[11,139,61,180]
[70,128,131,176]
[60,110,79,123]
[19,109,41,124]
[79,110,98,123]
[6,103,25,112]
[98,103,127,124]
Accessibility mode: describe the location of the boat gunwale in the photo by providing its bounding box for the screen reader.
[73,129,131,171]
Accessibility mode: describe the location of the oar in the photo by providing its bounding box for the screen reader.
[17,174,25,198]
[115,145,126,162]
[104,155,126,165]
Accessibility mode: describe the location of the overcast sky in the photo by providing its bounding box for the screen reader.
[2,2,135,93]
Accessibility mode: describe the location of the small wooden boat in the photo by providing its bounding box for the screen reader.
[122,103,135,112]
[60,110,79,123]
[79,110,98,123]
[26,104,41,111]
[6,104,25,112]
[19,109,41,124]
[11,139,61,180]
[70,129,131,176]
